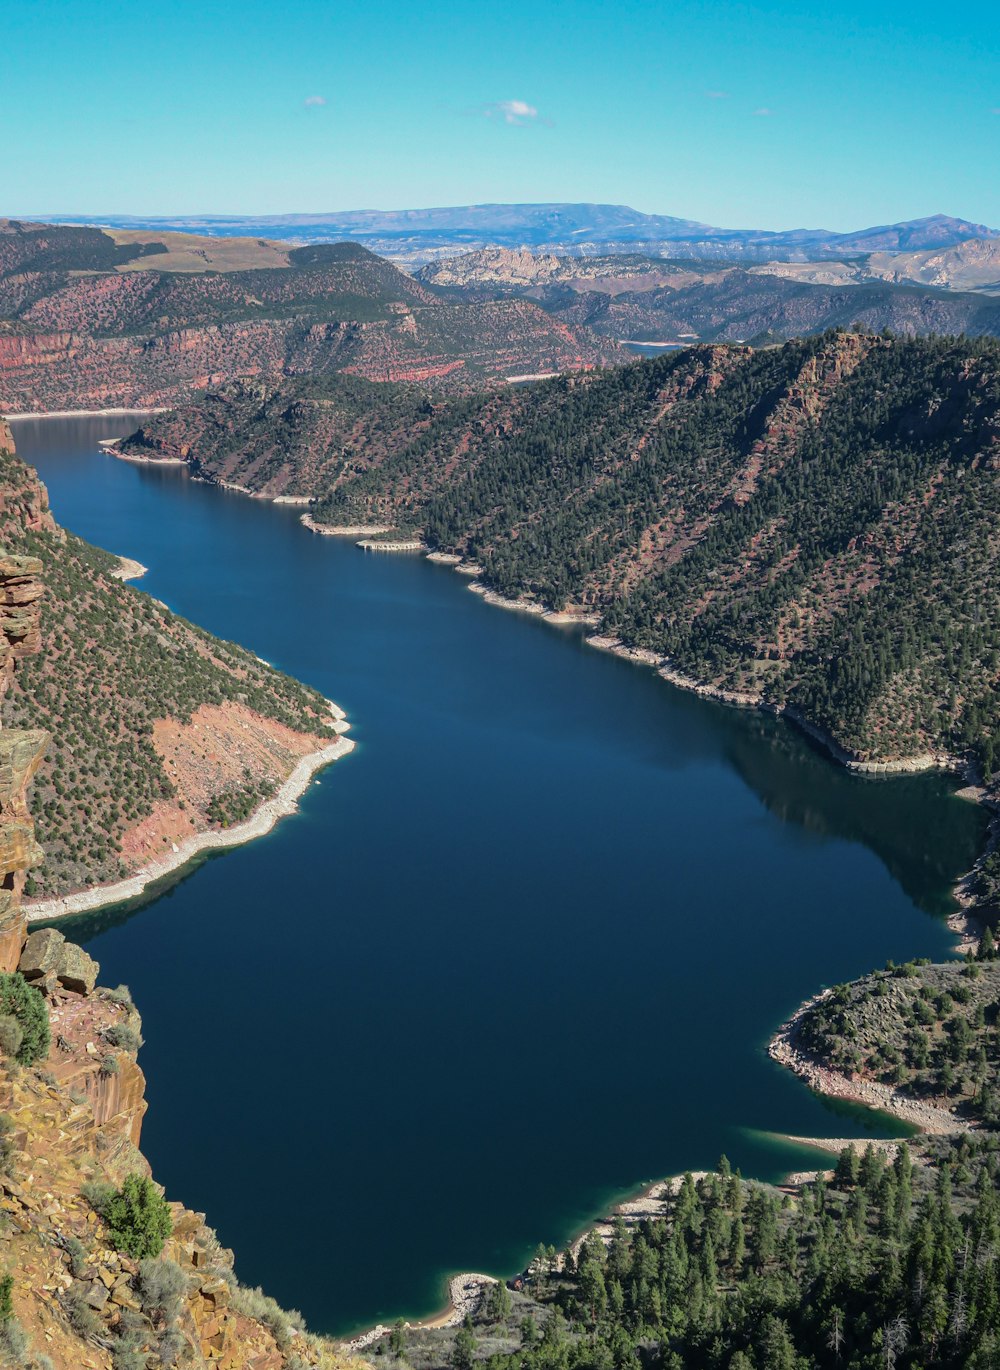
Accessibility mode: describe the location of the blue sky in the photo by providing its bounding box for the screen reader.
[6,0,999,229]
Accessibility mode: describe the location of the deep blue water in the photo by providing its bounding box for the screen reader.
[10,415,987,1336]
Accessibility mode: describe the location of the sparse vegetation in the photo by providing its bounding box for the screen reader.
[206,770,276,827]
[229,1283,305,1353]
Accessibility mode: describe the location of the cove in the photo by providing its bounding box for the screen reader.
[10,415,988,1337]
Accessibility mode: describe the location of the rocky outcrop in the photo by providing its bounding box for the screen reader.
[0,469,46,967]
[18,926,99,994]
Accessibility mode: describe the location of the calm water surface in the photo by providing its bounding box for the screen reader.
[11,415,988,1335]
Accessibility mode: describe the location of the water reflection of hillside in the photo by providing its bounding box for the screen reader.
[35,853,214,943]
[722,711,986,917]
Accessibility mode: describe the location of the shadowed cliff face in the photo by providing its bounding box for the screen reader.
[0,420,356,1369]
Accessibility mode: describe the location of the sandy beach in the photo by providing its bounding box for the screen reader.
[25,716,355,923]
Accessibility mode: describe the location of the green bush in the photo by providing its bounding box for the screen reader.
[0,1273,12,1323]
[0,975,49,1065]
[94,1174,173,1260]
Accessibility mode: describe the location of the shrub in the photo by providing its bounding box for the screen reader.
[104,1023,142,1053]
[81,1179,116,1213]
[137,1258,188,1322]
[0,1273,12,1323]
[62,1282,103,1338]
[0,1315,28,1363]
[0,1015,23,1060]
[97,1174,173,1260]
[157,1327,187,1368]
[230,1284,304,1352]
[0,975,49,1065]
[64,1235,88,1279]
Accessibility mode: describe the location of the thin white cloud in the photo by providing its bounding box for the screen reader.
[482,99,543,126]
[753,107,773,117]
[303,95,327,108]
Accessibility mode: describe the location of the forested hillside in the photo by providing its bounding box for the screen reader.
[387,1136,1000,1370]
[127,333,1000,782]
[0,425,337,897]
[0,222,614,410]
[545,271,1000,345]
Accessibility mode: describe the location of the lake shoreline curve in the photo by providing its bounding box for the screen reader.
[24,706,355,923]
[767,988,965,1135]
[419,557,988,949]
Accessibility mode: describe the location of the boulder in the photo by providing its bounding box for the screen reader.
[18,927,63,979]
[18,927,99,995]
[57,941,99,995]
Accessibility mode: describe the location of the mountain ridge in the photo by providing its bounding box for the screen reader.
[118,334,1000,819]
[20,207,1000,265]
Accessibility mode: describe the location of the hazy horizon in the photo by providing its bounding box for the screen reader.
[6,0,999,230]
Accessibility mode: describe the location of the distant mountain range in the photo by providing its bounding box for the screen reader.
[416,244,1000,345]
[23,205,1000,265]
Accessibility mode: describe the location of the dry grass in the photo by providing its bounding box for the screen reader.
[108,229,292,274]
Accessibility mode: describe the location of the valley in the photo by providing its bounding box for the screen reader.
[116,332,1000,882]
[5,218,1000,1370]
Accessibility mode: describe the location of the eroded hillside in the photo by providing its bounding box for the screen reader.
[0,224,615,410]
[0,421,342,899]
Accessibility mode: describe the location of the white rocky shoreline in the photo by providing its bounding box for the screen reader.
[7,406,170,420]
[768,988,965,1136]
[25,705,355,924]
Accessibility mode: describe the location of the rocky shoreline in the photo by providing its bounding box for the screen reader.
[110,554,149,581]
[341,1274,499,1352]
[7,406,170,420]
[25,706,355,923]
[301,514,395,536]
[767,989,965,1136]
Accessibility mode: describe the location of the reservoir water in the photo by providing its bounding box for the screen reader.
[10,415,988,1336]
